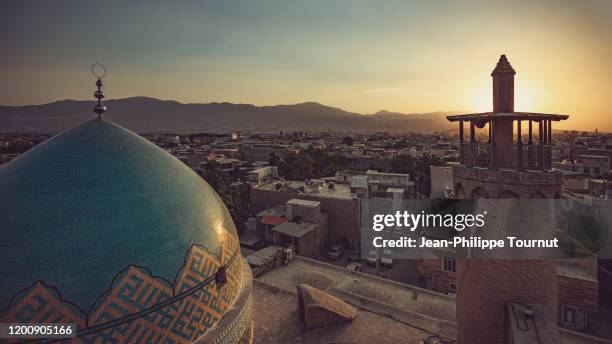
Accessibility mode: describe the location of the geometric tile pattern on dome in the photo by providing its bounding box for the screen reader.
[221,297,252,344]
[0,233,242,344]
[0,118,232,311]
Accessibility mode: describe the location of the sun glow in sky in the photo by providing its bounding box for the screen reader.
[1,0,611,131]
[470,83,535,114]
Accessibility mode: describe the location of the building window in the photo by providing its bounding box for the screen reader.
[561,305,589,331]
[563,307,575,323]
[443,256,456,272]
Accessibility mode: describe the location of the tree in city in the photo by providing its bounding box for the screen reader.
[222,183,251,234]
[278,152,315,180]
[275,148,352,180]
[199,160,250,232]
[306,147,351,177]
[200,160,225,191]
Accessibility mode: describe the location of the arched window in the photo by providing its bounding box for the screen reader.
[498,190,519,199]
[470,187,489,199]
[530,191,547,199]
[454,183,466,199]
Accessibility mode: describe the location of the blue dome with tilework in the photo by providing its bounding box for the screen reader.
[0,118,241,332]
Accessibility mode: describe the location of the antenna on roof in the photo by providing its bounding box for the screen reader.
[91,63,107,118]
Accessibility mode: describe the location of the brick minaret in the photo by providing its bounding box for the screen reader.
[492,54,515,113]
[447,55,568,343]
[491,55,516,168]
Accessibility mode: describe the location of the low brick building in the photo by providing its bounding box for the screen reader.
[251,180,359,247]
[258,199,329,259]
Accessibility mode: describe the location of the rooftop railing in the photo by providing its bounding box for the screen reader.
[453,164,560,185]
[460,142,551,170]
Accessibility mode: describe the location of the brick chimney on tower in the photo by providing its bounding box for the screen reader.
[492,54,515,112]
[491,55,517,168]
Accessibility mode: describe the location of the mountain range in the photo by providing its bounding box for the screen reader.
[0,97,459,134]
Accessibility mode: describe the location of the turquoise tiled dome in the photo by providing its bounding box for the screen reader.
[0,118,238,313]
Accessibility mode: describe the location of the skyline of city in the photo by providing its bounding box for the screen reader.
[2,0,612,132]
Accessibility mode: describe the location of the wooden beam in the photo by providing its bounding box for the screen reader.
[517,120,522,170]
[489,120,495,169]
[459,120,464,165]
[528,120,533,144]
[539,120,544,169]
[470,121,475,167]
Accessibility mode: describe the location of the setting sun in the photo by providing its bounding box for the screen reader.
[515,83,536,112]
[470,82,535,114]
[470,87,492,113]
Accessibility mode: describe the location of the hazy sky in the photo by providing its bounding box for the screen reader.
[1,0,611,131]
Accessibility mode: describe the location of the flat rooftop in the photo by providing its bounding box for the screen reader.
[252,284,447,344]
[557,263,598,283]
[386,187,405,193]
[253,256,456,342]
[246,245,281,268]
[366,170,411,177]
[351,176,368,188]
[255,180,355,200]
[271,221,317,238]
[257,204,286,217]
[249,255,610,344]
[577,155,609,159]
[287,199,320,208]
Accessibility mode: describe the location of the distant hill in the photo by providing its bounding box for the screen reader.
[0,97,459,134]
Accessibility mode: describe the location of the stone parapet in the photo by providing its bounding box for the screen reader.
[453,164,560,186]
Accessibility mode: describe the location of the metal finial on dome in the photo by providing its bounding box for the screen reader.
[91,63,107,118]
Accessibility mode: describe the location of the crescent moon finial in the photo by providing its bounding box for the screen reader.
[91,63,107,118]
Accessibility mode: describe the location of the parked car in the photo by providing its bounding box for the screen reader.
[327,245,344,260]
[365,249,378,266]
[381,249,393,267]
[348,249,361,262]
[346,262,362,272]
